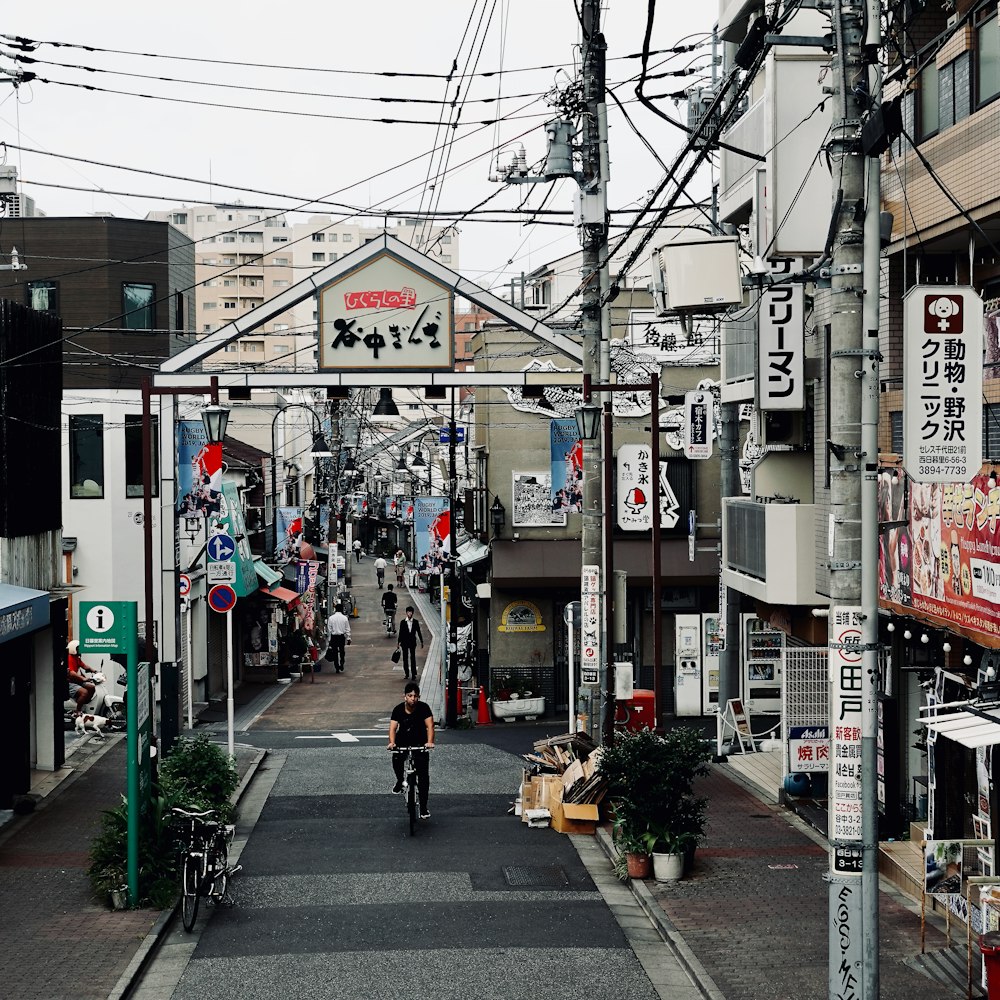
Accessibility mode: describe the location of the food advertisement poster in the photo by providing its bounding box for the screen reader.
[879,469,1000,642]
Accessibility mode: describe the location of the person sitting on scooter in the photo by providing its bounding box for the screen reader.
[67,639,96,713]
[381,584,398,633]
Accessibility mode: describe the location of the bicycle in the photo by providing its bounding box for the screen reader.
[383,610,397,636]
[389,747,431,836]
[172,806,242,931]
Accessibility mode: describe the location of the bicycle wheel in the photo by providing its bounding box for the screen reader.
[209,844,229,903]
[406,771,417,836]
[181,854,201,931]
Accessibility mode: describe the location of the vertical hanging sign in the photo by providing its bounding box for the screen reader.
[580,564,601,686]
[683,391,713,460]
[757,259,805,410]
[829,605,867,874]
[904,286,983,483]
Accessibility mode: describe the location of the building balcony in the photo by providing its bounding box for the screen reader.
[722,498,821,605]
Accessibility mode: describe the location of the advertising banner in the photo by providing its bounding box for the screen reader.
[879,469,1000,643]
[385,496,415,521]
[550,418,583,513]
[683,390,713,460]
[903,285,983,483]
[176,420,222,517]
[214,483,259,598]
[513,472,565,527]
[757,259,805,410]
[275,507,304,565]
[413,496,450,575]
[616,445,683,531]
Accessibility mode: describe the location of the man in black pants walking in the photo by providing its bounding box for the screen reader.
[388,682,434,820]
[396,605,423,680]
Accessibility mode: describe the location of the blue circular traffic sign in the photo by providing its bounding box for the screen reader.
[208,584,237,614]
[207,533,236,561]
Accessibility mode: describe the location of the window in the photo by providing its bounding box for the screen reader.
[272,236,289,243]
[223,301,237,309]
[70,415,104,498]
[171,213,187,225]
[222,235,236,243]
[203,324,212,332]
[244,340,263,352]
[441,234,452,244]
[342,233,353,243]
[124,415,158,498]
[222,257,236,265]
[979,15,1000,106]
[328,253,337,262]
[225,343,239,352]
[196,215,206,222]
[441,254,452,264]
[273,344,288,354]
[328,233,338,242]
[174,291,184,330]
[203,302,216,310]
[27,280,58,314]
[248,214,260,222]
[312,232,325,242]
[312,252,325,262]
[122,282,155,330]
[274,257,289,265]
[984,403,1000,459]
[273,323,289,331]
[273,279,289,287]
[223,278,236,287]
[890,411,903,454]
[918,61,939,140]
[207,215,216,222]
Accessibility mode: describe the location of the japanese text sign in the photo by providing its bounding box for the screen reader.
[616,444,681,530]
[580,564,601,685]
[683,391,713,460]
[904,285,983,483]
[318,251,454,371]
[829,606,869,859]
[757,259,805,411]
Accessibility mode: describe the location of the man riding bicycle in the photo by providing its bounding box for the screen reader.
[381,584,398,634]
[374,555,387,589]
[388,681,434,820]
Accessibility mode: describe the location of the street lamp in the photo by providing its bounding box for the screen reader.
[373,387,400,417]
[490,496,506,536]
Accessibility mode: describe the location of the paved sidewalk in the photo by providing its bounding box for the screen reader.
[0,733,264,1000]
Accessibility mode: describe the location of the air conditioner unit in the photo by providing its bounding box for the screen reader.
[649,236,743,313]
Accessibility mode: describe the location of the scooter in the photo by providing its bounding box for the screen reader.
[63,669,126,732]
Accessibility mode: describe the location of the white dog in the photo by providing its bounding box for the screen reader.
[74,713,109,739]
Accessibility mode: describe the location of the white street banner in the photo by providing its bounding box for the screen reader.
[829,606,868,871]
[616,445,680,530]
[684,390,713,460]
[580,564,601,685]
[758,259,805,410]
[904,285,984,483]
[318,251,454,371]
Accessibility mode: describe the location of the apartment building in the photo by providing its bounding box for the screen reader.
[145,205,459,371]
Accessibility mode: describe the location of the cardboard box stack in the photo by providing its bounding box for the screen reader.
[517,732,607,834]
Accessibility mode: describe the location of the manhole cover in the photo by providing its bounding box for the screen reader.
[502,865,569,888]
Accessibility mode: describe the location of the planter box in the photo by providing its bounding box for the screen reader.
[492,696,545,721]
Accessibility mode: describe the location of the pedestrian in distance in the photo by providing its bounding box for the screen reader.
[397,605,424,680]
[325,603,351,673]
[393,548,407,585]
[353,538,363,563]
[374,554,387,588]
[388,681,434,820]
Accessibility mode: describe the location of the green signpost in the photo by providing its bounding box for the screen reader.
[78,600,149,906]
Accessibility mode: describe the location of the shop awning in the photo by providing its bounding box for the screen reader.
[922,705,1000,748]
[456,539,489,568]
[0,583,50,643]
[254,560,283,587]
[261,586,301,605]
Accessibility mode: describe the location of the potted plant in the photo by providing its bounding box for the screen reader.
[596,726,712,881]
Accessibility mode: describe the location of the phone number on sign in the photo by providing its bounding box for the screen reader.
[919,466,971,477]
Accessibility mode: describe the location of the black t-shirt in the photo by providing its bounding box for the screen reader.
[381,591,398,612]
[390,700,433,747]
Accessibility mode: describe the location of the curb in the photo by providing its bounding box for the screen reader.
[594,825,727,1000]
[107,745,269,1000]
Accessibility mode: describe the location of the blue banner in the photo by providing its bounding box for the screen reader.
[275,507,304,564]
[550,418,583,513]
[176,420,223,517]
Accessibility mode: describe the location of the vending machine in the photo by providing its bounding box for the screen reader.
[742,614,784,713]
[674,614,703,716]
[701,613,723,713]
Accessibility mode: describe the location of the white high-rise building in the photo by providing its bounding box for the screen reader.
[145,204,459,371]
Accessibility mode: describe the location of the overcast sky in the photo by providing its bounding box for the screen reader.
[0,2,719,292]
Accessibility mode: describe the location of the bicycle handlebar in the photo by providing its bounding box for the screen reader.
[388,746,432,753]
[172,806,217,819]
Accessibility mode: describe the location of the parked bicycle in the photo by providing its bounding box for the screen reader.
[389,747,431,836]
[172,805,242,931]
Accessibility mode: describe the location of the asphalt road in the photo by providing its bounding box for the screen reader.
[133,733,671,1000]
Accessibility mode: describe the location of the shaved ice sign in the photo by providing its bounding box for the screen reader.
[617,443,680,531]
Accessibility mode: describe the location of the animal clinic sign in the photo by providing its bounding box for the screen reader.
[318,251,454,371]
[904,286,983,484]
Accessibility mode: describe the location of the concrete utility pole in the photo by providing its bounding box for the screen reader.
[579,0,610,742]
[826,2,880,998]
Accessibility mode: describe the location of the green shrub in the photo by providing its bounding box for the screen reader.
[87,735,238,908]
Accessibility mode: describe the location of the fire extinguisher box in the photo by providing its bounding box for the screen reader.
[618,689,656,731]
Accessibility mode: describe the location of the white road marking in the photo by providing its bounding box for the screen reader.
[295,732,387,742]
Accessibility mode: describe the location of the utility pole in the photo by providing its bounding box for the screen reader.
[326,399,340,619]
[827,2,880,998]
[579,0,610,742]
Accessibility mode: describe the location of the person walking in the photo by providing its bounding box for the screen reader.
[396,605,424,680]
[325,603,351,673]
[353,538,363,563]
[374,555,387,589]
[393,548,407,586]
[388,681,434,820]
